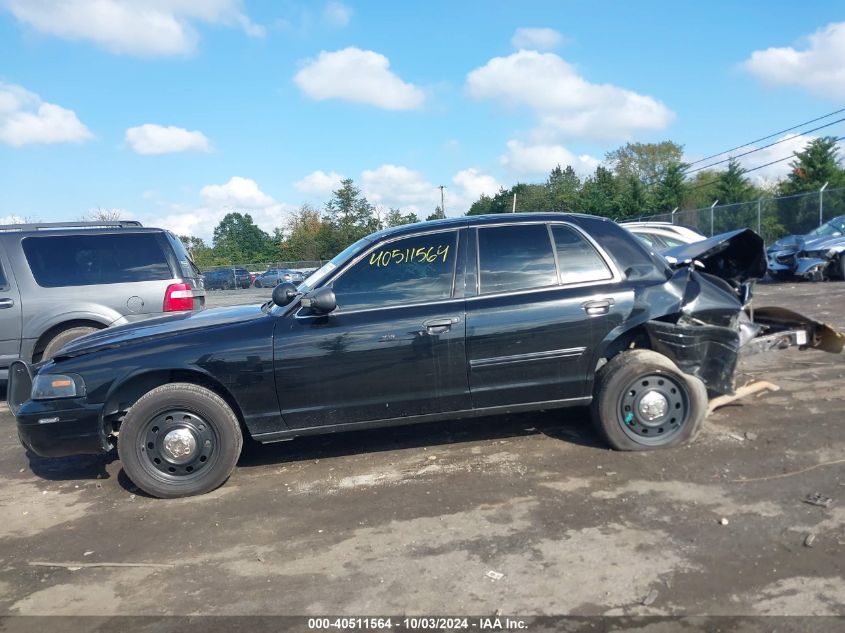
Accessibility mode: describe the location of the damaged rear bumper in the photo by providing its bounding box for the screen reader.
[644,308,843,396]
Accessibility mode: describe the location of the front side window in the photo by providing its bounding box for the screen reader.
[332,231,457,311]
[551,225,613,284]
[22,233,172,287]
[478,224,557,294]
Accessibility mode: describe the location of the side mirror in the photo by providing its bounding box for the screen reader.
[301,286,337,313]
[272,282,299,307]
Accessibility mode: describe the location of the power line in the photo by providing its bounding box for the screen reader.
[687,135,845,192]
[684,116,845,176]
[684,107,845,169]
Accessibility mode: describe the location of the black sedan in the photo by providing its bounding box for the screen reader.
[8,214,841,498]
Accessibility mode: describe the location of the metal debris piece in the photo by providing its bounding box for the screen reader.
[642,589,659,606]
[708,381,780,414]
[804,533,816,547]
[802,493,834,508]
[486,570,504,581]
[719,518,729,526]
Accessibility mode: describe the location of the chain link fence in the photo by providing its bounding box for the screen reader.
[631,186,845,243]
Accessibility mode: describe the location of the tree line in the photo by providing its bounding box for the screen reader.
[183,137,845,267]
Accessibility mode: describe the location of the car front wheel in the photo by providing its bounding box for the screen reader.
[591,349,708,451]
[117,383,243,498]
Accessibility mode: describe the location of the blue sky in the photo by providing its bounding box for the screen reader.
[1,1,843,240]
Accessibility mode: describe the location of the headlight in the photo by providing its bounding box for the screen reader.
[31,373,86,400]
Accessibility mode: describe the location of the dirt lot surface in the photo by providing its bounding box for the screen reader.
[1,282,844,619]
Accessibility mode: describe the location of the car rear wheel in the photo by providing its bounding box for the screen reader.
[253,280,262,288]
[41,326,100,361]
[117,383,243,498]
[591,349,708,451]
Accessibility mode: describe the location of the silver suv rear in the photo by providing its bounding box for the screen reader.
[0,221,205,379]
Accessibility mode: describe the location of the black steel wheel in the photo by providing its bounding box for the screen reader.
[591,349,708,451]
[118,383,242,498]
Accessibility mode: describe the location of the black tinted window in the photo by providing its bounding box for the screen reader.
[333,231,457,311]
[23,233,172,287]
[0,262,7,289]
[552,225,613,284]
[478,224,557,294]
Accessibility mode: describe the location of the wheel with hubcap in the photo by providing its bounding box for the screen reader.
[117,382,242,498]
[591,349,708,450]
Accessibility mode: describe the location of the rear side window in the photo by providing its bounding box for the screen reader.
[332,231,457,311]
[551,225,613,284]
[478,224,557,294]
[22,233,172,287]
[0,261,7,289]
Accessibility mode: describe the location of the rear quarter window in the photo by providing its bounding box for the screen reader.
[22,233,173,287]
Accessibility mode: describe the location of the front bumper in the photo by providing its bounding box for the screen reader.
[8,361,110,458]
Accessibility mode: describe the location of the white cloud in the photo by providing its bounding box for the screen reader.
[0,82,92,146]
[145,176,295,241]
[511,27,563,51]
[466,50,674,141]
[361,164,501,216]
[0,214,28,224]
[294,47,425,110]
[500,140,600,176]
[294,170,344,195]
[125,124,210,155]
[742,22,845,99]
[322,1,351,28]
[2,0,264,57]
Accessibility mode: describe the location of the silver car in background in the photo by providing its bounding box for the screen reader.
[0,221,205,379]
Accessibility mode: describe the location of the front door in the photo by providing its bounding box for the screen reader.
[0,249,22,374]
[466,222,628,408]
[273,229,469,430]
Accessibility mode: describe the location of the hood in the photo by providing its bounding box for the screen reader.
[767,234,801,254]
[55,304,267,359]
[663,228,767,284]
[800,233,845,253]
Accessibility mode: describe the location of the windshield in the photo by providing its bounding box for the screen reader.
[809,216,845,238]
[297,237,372,293]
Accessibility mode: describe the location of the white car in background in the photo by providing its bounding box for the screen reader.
[621,221,706,251]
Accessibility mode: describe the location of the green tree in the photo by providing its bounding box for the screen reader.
[605,141,684,185]
[385,208,419,227]
[275,204,330,262]
[211,212,273,264]
[426,205,446,221]
[547,165,581,212]
[578,166,618,217]
[324,178,378,245]
[652,162,688,212]
[715,158,756,204]
[779,136,845,195]
[615,175,652,220]
[178,235,214,267]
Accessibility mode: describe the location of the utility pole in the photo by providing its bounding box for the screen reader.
[819,181,829,227]
[438,185,446,218]
[512,193,517,213]
[670,207,679,224]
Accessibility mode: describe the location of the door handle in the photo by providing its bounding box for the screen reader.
[582,299,613,316]
[0,298,14,309]
[422,316,461,333]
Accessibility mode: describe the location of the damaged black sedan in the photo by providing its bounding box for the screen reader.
[8,214,843,498]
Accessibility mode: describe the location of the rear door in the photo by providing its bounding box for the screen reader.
[466,222,628,408]
[0,246,22,373]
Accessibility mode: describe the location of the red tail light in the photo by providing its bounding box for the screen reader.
[163,283,194,312]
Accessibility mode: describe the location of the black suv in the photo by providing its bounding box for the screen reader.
[202,267,251,290]
[8,214,840,498]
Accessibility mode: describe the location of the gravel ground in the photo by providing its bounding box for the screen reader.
[1,280,843,621]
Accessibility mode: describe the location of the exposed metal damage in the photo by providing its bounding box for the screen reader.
[644,229,844,395]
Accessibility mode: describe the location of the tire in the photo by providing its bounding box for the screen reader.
[41,326,99,361]
[253,280,262,288]
[117,383,243,498]
[591,349,708,451]
[837,253,845,281]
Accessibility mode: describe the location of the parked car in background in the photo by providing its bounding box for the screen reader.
[766,215,845,281]
[621,221,706,252]
[9,214,841,498]
[252,269,304,287]
[202,267,251,290]
[0,221,205,380]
